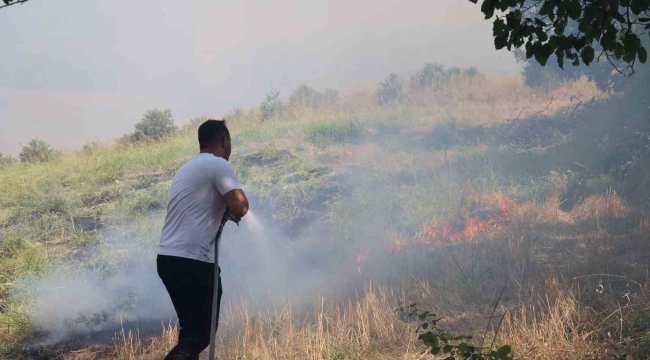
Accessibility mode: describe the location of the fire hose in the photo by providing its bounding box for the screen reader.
[208,208,237,360]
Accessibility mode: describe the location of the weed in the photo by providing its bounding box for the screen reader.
[399,303,513,359]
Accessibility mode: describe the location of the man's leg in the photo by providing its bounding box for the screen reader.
[192,266,223,354]
[157,256,207,360]
[157,256,223,360]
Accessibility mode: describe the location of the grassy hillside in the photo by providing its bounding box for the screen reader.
[4,69,650,359]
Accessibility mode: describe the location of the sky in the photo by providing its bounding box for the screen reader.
[0,0,520,156]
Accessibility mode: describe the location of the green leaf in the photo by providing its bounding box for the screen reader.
[581,46,595,65]
[554,18,567,35]
[540,1,555,17]
[440,333,455,342]
[631,0,646,15]
[614,43,624,60]
[639,46,648,63]
[498,345,512,354]
[623,49,636,63]
[481,0,496,18]
[567,0,582,20]
[525,41,534,58]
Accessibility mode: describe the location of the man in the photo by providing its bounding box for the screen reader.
[157,119,249,360]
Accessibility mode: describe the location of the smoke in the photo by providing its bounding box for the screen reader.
[12,204,359,346]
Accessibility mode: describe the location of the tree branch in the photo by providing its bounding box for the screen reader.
[0,0,30,10]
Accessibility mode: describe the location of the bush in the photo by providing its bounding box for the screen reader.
[0,153,16,169]
[260,91,284,122]
[19,139,56,163]
[180,115,209,134]
[400,303,514,360]
[132,108,177,142]
[321,88,339,105]
[226,108,245,119]
[410,63,480,92]
[465,66,480,78]
[305,119,363,148]
[81,141,102,155]
[287,84,321,109]
[377,73,406,105]
[287,84,340,110]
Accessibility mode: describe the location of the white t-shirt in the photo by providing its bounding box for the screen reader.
[158,153,241,263]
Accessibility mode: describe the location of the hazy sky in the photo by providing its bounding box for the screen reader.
[0,0,519,155]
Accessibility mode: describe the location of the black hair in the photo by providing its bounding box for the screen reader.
[198,119,230,150]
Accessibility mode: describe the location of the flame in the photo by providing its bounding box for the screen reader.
[414,188,519,245]
[388,237,407,254]
[356,247,370,262]
[357,186,520,266]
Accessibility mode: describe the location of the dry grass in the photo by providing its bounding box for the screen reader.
[500,289,596,360]
[111,286,423,360]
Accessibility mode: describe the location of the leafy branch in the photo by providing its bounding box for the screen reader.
[398,303,513,360]
[468,0,650,74]
[0,0,30,10]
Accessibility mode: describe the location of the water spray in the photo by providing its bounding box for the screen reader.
[208,208,238,360]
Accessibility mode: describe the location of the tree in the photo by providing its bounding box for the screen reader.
[287,84,322,109]
[0,0,30,10]
[468,0,650,74]
[259,90,284,122]
[19,139,55,163]
[132,108,177,142]
[377,73,407,105]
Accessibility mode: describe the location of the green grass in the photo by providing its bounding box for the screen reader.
[305,119,364,148]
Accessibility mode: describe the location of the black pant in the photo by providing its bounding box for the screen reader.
[157,255,223,360]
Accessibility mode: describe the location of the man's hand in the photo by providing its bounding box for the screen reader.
[223,189,249,220]
[227,213,241,224]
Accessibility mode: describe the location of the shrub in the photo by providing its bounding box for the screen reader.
[181,115,209,134]
[81,141,102,155]
[377,73,406,105]
[400,303,514,360]
[19,139,56,163]
[411,63,447,90]
[287,84,340,111]
[305,119,363,148]
[115,133,134,146]
[226,108,245,119]
[260,91,284,122]
[465,66,480,78]
[132,108,177,142]
[321,88,339,105]
[410,63,479,92]
[0,152,16,169]
[287,84,321,109]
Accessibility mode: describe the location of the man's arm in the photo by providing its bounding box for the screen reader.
[223,189,249,220]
